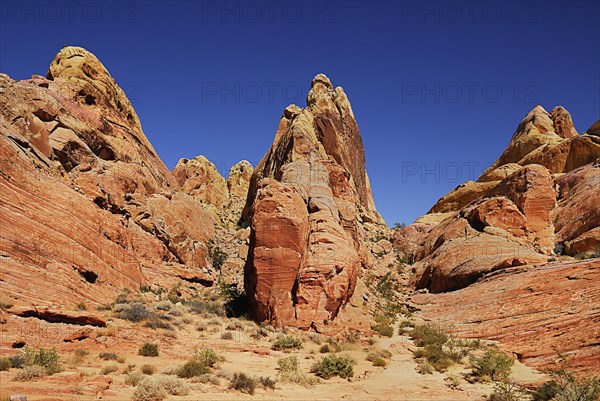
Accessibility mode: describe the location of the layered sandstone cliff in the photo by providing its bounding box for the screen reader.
[243,74,384,329]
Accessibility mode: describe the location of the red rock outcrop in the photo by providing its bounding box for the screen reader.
[412,260,600,374]
[409,165,556,293]
[244,74,383,329]
[0,47,219,308]
[427,105,600,217]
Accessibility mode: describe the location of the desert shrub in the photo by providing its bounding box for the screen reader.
[155,300,172,311]
[272,335,302,350]
[143,318,173,331]
[76,302,87,311]
[133,376,189,401]
[319,344,332,353]
[139,343,159,357]
[141,364,156,375]
[23,347,61,374]
[373,324,394,337]
[225,320,244,331]
[488,381,525,401]
[533,357,600,401]
[250,327,269,339]
[418,362,434,374]
[125,372,144,386]
[311,354,354,379]
[99,352,118,361]
[0,357,11,371]
[100,364,119,375]
[13,365,46,381]
[221,332,233,340]
[187,300,225,316]
[259,376,276,389]
[177,360,210,378]
[194,348,224,368]
[229,372,256,395]
[470,349,514,381]
[372,357,387,367]
[372,314,395,337]
[278,356,299,374]
[9,354,26,368]
[207,239,228,271]
[119,303,152,322]
[74,349,88,358]
[411,324,448,347]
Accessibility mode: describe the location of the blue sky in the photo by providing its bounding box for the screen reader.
[1,1,599,225]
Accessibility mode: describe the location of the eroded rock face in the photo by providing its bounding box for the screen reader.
[426,105,599,218]
[244,74,382,328]
[412,260,600,374]
[409,164,557,293]
[0,47,219,307]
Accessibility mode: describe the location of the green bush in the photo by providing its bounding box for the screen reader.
[229,372,256,395]
[277,356,299,374]
[139,343,159,357]
[311,354,354,379]
[533,357,600,401]
[372,357,387,367]
[0,357,11,371]
[207,239,228,271]
[125,372,144,386]
[23,347,61,374]
[411,324,448,347]
[177,360,210,378]
[272,335,302,350]
[319,344,332,353]
[194,348,223,368]
[133,376,189,401]
[100,364,119,375]
[488,381,524,401]
[470,349,514,381]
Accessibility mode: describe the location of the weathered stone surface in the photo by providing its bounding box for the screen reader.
[426,106,599,219]
[173,156,229,211]
[0,47,217,310]
[412,260,600,374]
[244,74,381,328]
[554,162,600,256]
[227,160,253,199]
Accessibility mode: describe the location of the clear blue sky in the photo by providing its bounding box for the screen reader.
[1,1,599,225]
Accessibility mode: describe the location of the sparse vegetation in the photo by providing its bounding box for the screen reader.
[207,239,228,271]
[311,354,354,379]
[221,331,234,340]
[118,302,151,322]
[100,364,119,375]
[259,376,277,390]
[141,364,156,375]
[372,315,395,337]
[125,372,144,386]
[533,357,600,401]
[411,324,472,373]
[9,354,26,369]
[23,347,61,374]
[277,356,318,386]
[470,349,514,381]
[132,376,189,401]
[177,360,211,378]
[0,357,11,371]
[99,352,118,361]
[488,381,525,401]
[272,335,303,350]
[13,365,47,381]
[177,347,224,378]
[139,343,159,357]
[229,372,257,395]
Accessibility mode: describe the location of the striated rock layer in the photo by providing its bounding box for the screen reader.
[0,47,221,308]
[243,74,384,329]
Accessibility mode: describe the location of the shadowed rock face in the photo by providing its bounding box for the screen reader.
[0,47,217,307]
[244,74,383,329]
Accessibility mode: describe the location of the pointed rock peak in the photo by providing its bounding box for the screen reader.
[550,106,578,139]
[311,73,333,89]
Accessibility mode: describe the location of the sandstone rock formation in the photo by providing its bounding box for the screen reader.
[412,259,600,374]
[427,105,600,216]
[0,47,221,309]
[243,74,384,329]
